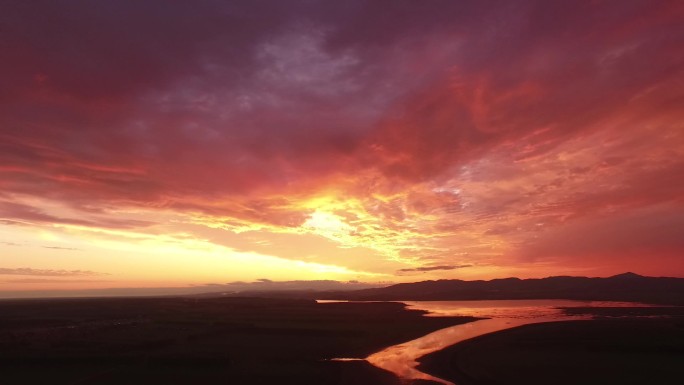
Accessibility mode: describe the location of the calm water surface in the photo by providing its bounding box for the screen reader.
[333,300,651,385]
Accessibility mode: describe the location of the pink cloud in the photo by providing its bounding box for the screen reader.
[0,1,682,279]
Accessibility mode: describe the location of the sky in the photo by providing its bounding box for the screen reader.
[1,0,683,295]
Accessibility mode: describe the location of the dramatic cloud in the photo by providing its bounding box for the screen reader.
[1,0,683,291]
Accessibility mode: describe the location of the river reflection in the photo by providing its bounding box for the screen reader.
[403,299,645,318]
[362,300,650,385]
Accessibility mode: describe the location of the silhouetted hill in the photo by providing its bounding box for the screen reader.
[316,273,684,305]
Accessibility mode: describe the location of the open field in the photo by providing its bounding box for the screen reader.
[0,296,476,385]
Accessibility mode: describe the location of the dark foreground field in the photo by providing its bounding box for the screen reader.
[418,307,684,385]
[0,296,475,385]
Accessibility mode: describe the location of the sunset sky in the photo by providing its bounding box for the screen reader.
[1,1,683,295]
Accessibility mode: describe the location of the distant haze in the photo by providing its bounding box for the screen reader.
[0,279,385,299]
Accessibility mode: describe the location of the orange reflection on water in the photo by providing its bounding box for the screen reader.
[403,299,651,318]
[364,300,644,384]
[367,317,567,385]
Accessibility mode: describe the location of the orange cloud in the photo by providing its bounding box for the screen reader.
[1,0,683,291]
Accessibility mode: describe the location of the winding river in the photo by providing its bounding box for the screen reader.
[329,300,651,385]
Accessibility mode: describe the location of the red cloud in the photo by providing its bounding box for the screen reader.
[1,1,682,278]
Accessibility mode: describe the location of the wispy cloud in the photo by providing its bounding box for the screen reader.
[41,246,80,251]
[0,201,154,230]
[0,268,108,277]
[5,278,112,284]
[398,265,473,273]
[211,279,385,292]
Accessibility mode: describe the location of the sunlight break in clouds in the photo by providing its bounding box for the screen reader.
[1,1,683,294]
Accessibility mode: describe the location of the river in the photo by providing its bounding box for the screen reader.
[328,299,651,385]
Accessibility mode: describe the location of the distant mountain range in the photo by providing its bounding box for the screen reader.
[316,273,684,304]
[231,273,684,305]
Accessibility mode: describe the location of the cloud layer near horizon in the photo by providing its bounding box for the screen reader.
[1,0,683,286]
[0,267,107,277]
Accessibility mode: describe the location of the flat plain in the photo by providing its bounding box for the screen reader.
[0,296,475,385]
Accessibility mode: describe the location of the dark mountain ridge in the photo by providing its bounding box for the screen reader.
[314,273,684,305]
